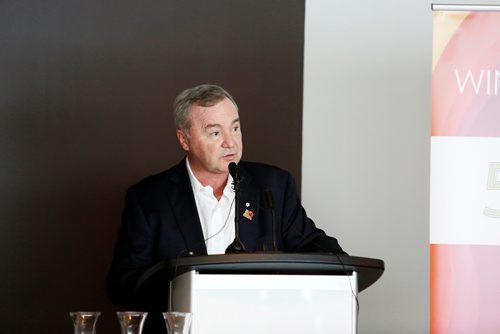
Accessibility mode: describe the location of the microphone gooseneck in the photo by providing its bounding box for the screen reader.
[225,162,246,253]
[264,189,278,252]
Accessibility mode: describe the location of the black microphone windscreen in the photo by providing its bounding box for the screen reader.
[264,189,275,209]
[228,162,238,179]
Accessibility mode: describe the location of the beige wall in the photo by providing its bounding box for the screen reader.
[303,1,500,333]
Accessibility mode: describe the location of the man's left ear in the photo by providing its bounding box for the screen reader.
[176,129,190,152]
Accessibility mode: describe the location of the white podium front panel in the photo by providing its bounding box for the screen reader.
[171,271,358,334]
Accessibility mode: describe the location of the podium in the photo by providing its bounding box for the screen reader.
[164,253,384,334]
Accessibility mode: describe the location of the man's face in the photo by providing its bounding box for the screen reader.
[177,97,243,178]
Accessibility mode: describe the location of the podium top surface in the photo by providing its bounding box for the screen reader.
[165,253,384,292]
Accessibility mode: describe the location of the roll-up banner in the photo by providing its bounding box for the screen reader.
[431,4,500,333]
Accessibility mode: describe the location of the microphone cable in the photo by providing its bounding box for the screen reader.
[168,195,235,311]
[263,188,360,316]
[286,219,360,316]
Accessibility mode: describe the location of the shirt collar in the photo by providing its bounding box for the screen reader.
[186,158,234,195]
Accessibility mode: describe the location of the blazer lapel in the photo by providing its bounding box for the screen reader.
[237,165,266,251]
[166,160,207,256]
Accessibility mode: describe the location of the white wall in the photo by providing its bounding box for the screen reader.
[302,1,500,333]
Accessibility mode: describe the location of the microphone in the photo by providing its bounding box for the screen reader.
[225,162,246,253]
[264,189,278,252]
[228,162,238,181]
[264,189,274,208]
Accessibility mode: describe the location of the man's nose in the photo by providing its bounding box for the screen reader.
[221,132,236,148]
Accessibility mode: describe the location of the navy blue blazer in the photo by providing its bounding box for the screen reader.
[106,159,345,311]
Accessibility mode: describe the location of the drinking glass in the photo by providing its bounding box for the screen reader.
[163,312,192,334]
[117,311,148,334]
[69,311,101,334]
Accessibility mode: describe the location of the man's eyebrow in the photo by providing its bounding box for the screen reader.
[204,123,221,130]
[204,118,240,130]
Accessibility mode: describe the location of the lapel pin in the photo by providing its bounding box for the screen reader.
[243,209,254,221]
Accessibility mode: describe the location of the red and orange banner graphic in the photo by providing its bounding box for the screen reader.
[431,10,500,333]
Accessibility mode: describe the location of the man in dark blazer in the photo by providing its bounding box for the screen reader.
[106,84,346,333]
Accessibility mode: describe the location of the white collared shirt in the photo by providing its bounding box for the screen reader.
[186,158,236,254]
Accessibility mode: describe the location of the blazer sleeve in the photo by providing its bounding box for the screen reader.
[279,171,347,255]
[105,187,169,310]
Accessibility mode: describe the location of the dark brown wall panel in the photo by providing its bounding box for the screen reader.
[0,1,304,332]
